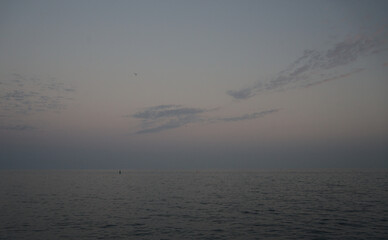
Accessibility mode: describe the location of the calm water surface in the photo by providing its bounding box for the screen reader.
[1,170,387,239]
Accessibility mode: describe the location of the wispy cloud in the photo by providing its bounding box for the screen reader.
[132,105,205,120]
[217,109,280,122]
[0,73,75,131]
[227,87,256,100]
[0,73,75,116]
[303,68,364,88]
[129,31,387,134]
[130,105,206,134]
[135,119,191,134]
[0,124,36,131]
[228,31,387,100]
[129,104,279,134]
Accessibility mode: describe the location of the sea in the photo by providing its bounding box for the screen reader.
[0,170,387,239]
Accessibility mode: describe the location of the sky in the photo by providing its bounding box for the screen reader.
[1,0,387,169]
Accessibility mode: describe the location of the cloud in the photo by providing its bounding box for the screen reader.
[0,73,75,116]
[131,105,206,134]
[133,105,205,120]
[218,109,280,122]
[0,73,75,131]
[135,119,191,134]
[0,124,36,131]
[227,88,255,100]
[227,31,387,100]
[130,31,388,134]
[303,68,364,88]
[129,104,279,134]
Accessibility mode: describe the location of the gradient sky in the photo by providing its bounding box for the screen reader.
[1,0,387,169]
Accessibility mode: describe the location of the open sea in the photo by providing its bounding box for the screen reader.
[0,170,387,239]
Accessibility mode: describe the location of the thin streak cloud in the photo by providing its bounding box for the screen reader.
[217,109,280,122]
[228,31,387,100]
[129,105,279,134]
[132,105,205,120]
[0,124,36,131]
[131,105,206,134]
[303,68,364,88]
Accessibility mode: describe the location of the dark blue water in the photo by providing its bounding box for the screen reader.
[1,170,387,239]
